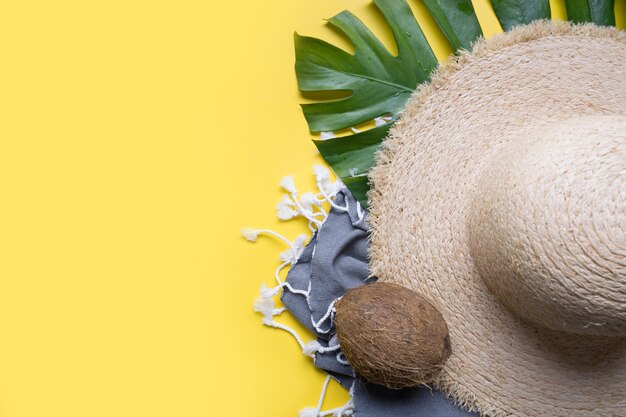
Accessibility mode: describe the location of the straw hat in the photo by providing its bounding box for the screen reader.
[367,20,626,417]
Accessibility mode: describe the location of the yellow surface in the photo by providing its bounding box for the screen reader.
[0,1,623,416]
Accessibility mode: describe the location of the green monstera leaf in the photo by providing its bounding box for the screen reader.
[313,123,392,204]
[295,0,439,133]
[565,0,616,26]
[491,0,551,31]
[422,0,483,50]
[295,0,617,207]
[295,0,482,206]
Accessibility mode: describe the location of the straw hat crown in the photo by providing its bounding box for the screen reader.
[468,115,626,336]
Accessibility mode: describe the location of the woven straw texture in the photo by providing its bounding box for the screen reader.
[368,20,626,417]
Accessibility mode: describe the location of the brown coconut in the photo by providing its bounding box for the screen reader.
[334,282,451,389]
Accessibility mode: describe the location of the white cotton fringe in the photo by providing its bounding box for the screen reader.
[299,375,355,417]
[242,165,354,417]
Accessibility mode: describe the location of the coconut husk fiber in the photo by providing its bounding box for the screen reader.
[335,282,451,389]
[368,20,626,417]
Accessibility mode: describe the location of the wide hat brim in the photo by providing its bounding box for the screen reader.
[368,21,626,417]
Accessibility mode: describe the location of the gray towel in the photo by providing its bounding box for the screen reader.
[281,189,477,416]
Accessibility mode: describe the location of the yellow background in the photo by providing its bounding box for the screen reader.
[0,0,623,416]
